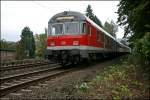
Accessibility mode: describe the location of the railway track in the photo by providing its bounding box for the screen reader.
[0,61,53,71]
[1,61,59,78]
[0,63,74,97]
[0,63,59,83]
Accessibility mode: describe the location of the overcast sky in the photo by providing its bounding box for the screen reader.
[1,1,124,42]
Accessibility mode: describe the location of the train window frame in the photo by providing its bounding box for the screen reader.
[80,22,86,34]
[97,30,100,41]
[50,23,64,36]
[90,27,92,36]
[96,30,104,42]
[64,21,80,35]
[101,32,104,42]
[48,24,51,36]
[86,24,91,36]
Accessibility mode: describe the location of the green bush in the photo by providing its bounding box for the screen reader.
[129,32,150,73]
[76,82,89,92]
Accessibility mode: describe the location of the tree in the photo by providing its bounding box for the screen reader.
[94,15,102,27]
[85,5,103,27]
[117,0,150,71]
[16,26,35,59]
[35,33,47,58]
[117,0,150,40]
[103,20,118,38]
[16,41,25,59]
[0,39,16,50]
[85,5,94,20]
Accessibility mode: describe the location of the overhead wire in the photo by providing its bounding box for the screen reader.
[31,1,52,13]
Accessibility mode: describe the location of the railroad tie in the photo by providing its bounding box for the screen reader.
[0,97,10,100]
[13,80,23,83]
[3,82,13,86]
[20,79,30,81]
[9,93,22,96]
[32,76,41,79]
[21,89,32,92]
[0,85,8,89]
[30,86,40,89]
[38,83,48,86]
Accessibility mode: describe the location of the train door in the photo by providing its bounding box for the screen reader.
[86,23,92,46]
[97,31,104,48]
[86,23,97,46]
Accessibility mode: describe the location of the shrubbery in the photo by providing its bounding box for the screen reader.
[75,60,149,99]
[129,32,150,73]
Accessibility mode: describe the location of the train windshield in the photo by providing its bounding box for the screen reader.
[51,23,64,35]
[49,22,80,35]
[65,22,79,34]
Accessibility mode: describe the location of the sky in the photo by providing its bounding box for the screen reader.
[1,1,124,42]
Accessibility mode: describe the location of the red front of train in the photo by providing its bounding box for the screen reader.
[46,11,130,65]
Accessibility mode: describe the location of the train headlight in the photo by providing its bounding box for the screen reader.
[61,41,66,45]
[73,41,79,46]
[50,42,55,46]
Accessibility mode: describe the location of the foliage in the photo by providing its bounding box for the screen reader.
[75,61,149,99]
[0,39,16,50]
[93,15,102,27]
[35,33,47,58]
[85,5,94,20]
[85,5,102,27]
[117,0,150,39]
[103,20,118,38]
[16,41,24,59]
[128,32,150,72]
[76,83,89,92]
[117,0,150,70]
[16,26,35,59]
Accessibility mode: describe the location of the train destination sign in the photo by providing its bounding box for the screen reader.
[56,16,74,20]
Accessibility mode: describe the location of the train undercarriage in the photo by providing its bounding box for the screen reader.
[46,49,127,66]
[47,50,81,66]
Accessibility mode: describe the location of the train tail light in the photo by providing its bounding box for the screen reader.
[73,41,79,46]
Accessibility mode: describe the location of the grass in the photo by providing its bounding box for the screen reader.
[75,58,150,99]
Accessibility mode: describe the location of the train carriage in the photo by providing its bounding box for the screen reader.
[46,11,130,65]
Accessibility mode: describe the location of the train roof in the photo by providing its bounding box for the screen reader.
[49,11,86,23]
[49,11,130,49]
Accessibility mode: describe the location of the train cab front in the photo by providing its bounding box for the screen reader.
[46,27,87,65]
[46,11,88,65]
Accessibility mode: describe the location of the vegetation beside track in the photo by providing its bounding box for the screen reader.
[75,58,149,99]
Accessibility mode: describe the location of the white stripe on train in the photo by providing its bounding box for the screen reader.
[47,46,127,52]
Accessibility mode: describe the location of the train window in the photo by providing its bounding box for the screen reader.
[51,23,64,35]
[81,23,86,34]
[97,30,100,41]
[65,22,79,34]
[101,32,104,42]
[52,27,55,35]
[97,31,104,42]
[86,24,90,35]
[90,27,92,36]
[48,24,51,36]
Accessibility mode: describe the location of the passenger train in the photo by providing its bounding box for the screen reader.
[46,11,130,65]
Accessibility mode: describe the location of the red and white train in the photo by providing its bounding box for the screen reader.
[46,11,130,65]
